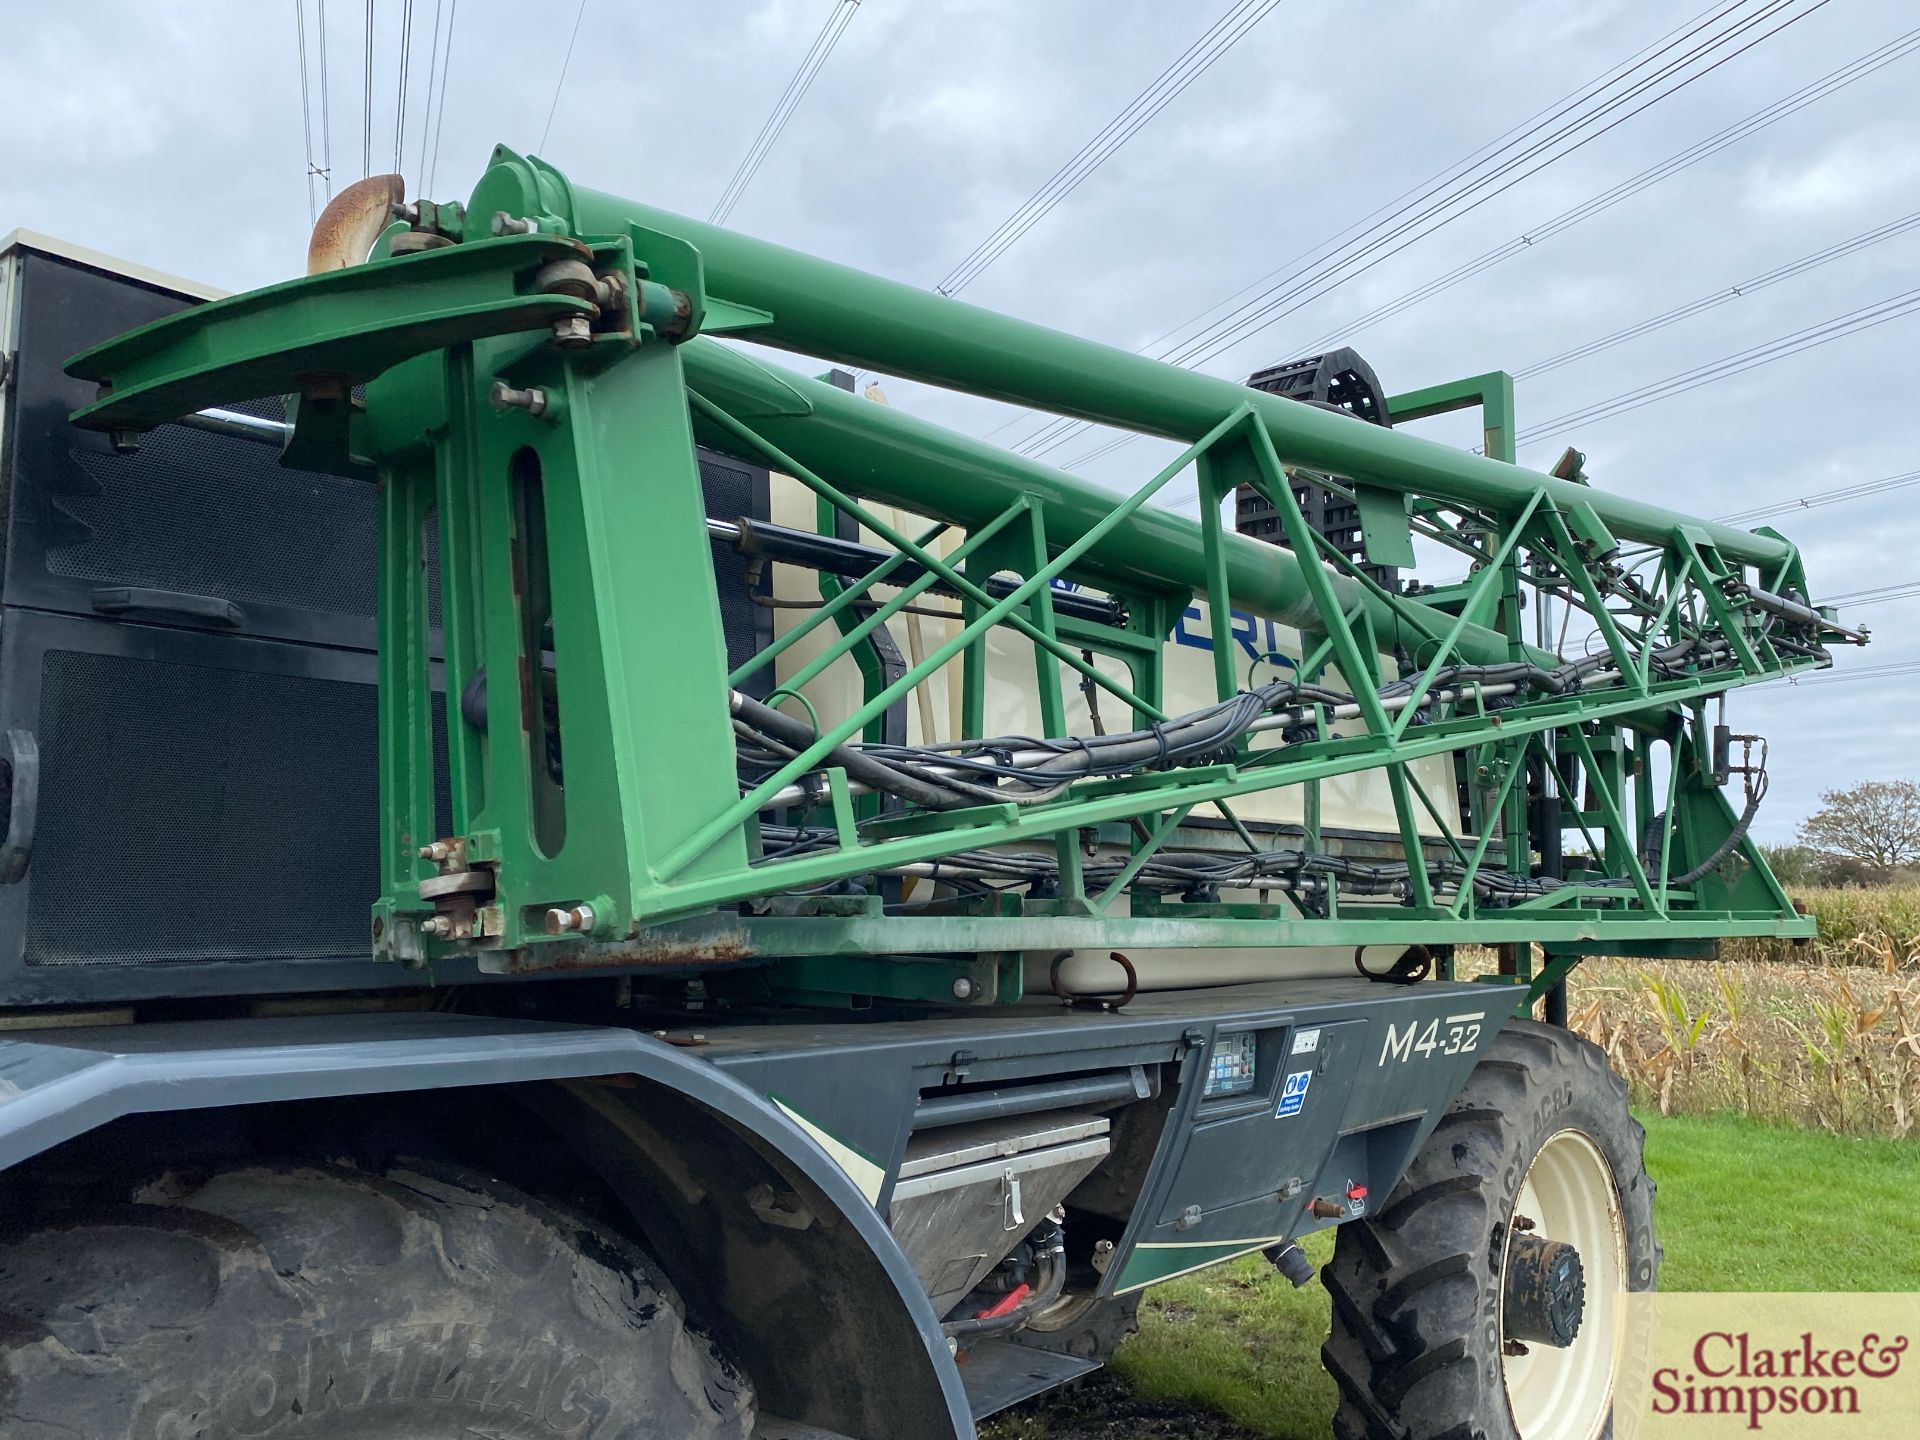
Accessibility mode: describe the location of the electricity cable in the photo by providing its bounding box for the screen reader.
[426,0,458,192]
[1287,20,1920,360]
[978,0,1743,444]
[1514,284,1920,447]
[296,1,321,221]
[415,0,445,186]
[1013,0,1831,465]
[1715,467,1920,524]
[539,0,589,154]
[1511,208,1920,381]
[936,0,1285,297]
[709,0,861,225]
[316,0,333,201]
[392,0,415,174]
[361,0,374,179]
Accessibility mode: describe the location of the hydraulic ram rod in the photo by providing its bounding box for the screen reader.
[570,186,1793,571]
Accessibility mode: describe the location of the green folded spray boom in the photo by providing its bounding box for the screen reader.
[68,146,1855,1007]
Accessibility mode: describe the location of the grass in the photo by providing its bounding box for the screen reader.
[1108,1233,1336,1432]
[1640,1111,1920,1291]
[990,1110,1920,1439]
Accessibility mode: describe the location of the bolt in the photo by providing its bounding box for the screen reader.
[951,977,977,1001]
[391,200,420,224]
[1512,1214,1537,1233]
[418,839,457,863]
[550,314,594,348]
[544,903,596,935]
[1309,1197,1343,1219]
[1503,1339,1531,1358]
[108,429,142,454]
[491,211,537,236]
[489,380,550,417]
[421,915,455,938]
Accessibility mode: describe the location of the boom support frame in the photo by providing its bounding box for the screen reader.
[65,147,1851,999]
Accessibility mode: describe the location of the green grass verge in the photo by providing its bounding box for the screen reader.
[1640,1110,1920,1290]
[992,1110,1920,1439]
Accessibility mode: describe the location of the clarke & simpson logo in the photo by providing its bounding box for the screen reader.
[1618,1294,1919,1439]
[1649,1329,1909,1430]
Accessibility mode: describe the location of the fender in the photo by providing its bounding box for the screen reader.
[0,1009,972,1440]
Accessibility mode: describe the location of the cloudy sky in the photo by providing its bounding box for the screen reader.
[4,0,1914,841]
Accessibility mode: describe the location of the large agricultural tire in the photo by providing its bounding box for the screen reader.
[1321,1019,1658,1440]
[1018,1292,1142,1361]
[0,1158,754,1439]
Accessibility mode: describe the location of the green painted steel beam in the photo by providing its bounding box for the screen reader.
[54,145,1840,973]
[552,181,1793,569]
[679,340,1549,668]
[67,234,596,432]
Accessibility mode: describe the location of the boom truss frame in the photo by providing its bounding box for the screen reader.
[63,147,1852,1004]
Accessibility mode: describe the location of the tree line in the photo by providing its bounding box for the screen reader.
[1762,779,1920,887]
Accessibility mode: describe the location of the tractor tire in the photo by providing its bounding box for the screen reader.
[1018,1292,1142,1361]
[0,1158,754,1440]
[1321,1019,1658,1440]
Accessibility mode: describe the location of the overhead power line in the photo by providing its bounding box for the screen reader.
[1760,660,1920,689]
[977,0,1744,446]
[1512,209,1920,381]
[540,0,590,154]
[415,0,445,185]
[362,0,375,179]
[1822,581,1920,610]
[392,0,416,174]
[709,0,861,226]
[317,0,334,198]
[295,1,323,222]
[935,0,1285,297]
[1012,0,1832,467]
[1153,0,1828,375]
[426,0,458,192]
[1716,467,1920,525]
[1102,20,1920,488]
[1515,284,1920,447]
[1292,19,1920,358]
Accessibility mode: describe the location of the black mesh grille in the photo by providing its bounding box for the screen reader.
[24,649,381,967]
[58,401,378,619]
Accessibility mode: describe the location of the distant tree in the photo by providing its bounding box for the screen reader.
[1758,843,1822,887]
[1798,780,1920,883]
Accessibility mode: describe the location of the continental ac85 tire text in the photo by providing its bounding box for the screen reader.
[1322,1020,1658,1440]
[0,1159,754,1440]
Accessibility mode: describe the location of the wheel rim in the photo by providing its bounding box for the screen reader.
[1501,1127,1627,1440]
[1026,1293,1099,1332]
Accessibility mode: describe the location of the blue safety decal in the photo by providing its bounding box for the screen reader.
[1276,1069,1312,1117]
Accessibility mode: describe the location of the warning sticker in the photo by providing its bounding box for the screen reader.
[1276,1070,1313,1117]
[1291,1028,1321,1055]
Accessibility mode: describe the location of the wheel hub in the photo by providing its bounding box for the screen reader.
[1503,1231,1586,1349]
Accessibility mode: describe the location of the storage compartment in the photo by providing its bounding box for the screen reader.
[888,1111,1110,1317]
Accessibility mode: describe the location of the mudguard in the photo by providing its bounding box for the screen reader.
[0,1010,973,1440]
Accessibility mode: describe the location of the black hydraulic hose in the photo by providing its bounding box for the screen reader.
[731,693,967,811]
[1667,783,1767,887]
[942,1225,1068,1339]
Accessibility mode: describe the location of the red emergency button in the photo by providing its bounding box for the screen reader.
[1347,1183,1369,1201]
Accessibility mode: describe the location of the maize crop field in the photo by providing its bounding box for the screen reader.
[1554,885,1920,1138]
